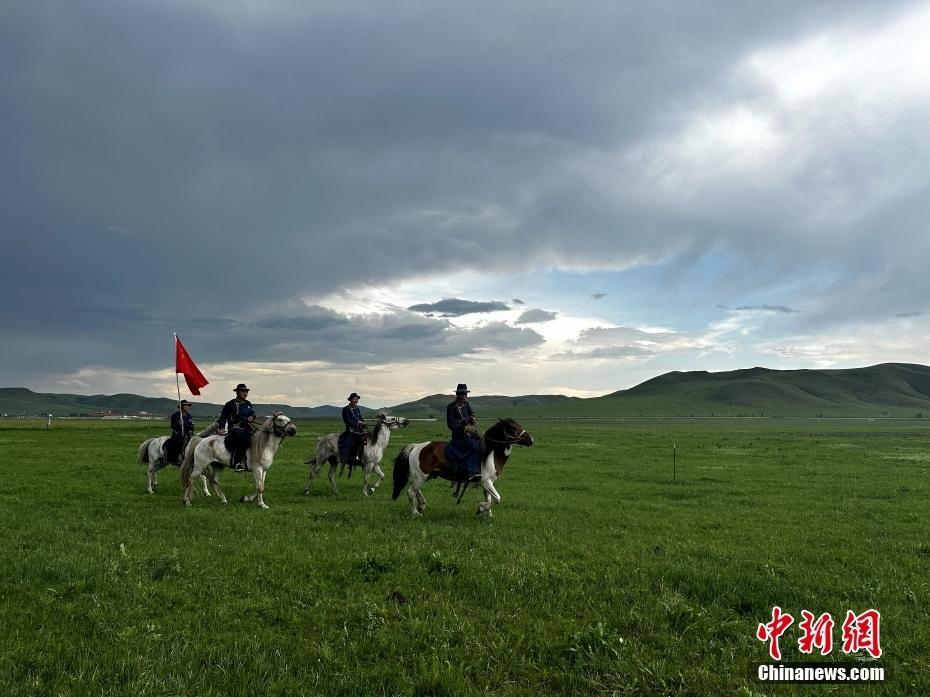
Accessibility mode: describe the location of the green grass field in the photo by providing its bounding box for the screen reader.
[1,417,928,696]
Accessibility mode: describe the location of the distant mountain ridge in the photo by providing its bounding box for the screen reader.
[0,388,344,419]
[4,363,930,418]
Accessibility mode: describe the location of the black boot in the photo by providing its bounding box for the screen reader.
[231,451,248,472]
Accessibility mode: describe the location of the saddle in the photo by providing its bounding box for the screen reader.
[162,434,186,465]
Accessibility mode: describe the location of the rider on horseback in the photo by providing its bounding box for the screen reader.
[217,383,256,471]
[445,383,482,482]
[163,399,193,464]
[339,392,368,470]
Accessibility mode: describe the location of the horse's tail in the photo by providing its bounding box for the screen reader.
[180,440,196,489]
[138,438,153,465]
[391,445,413,500]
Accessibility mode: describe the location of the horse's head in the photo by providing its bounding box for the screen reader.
[377,412,409,430]
[490,418,533,447]
[265,411,298,438]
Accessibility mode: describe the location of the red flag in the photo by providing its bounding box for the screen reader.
[175,334,209,395]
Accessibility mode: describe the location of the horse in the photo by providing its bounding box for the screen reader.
[391,418,533,516]
[181,412,297,509]
[304,413,409,496]
[137,422,220,496]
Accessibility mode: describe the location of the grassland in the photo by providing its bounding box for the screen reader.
[0,417,928,695]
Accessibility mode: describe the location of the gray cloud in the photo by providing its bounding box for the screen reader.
[549,346,654,361]
[407,299,510,317]
[731,305,801,314]
[591,293,608,300]
[512,298,525,305]
[515,308,558,324]
[253,306,350,331]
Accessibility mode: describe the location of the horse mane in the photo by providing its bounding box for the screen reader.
[197,422,221,438]
[370,413,386,445]
[249,415,277,456]
[480,418,519,456]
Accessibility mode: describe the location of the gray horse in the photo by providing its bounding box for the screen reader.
[137,422,220,496]
[181,413,297,509]
[304,413,409,496]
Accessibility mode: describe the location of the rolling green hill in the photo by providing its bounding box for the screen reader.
[6,363,930,418]
[521,362,930,417]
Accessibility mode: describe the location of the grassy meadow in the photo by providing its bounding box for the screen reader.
[0,417,928,696]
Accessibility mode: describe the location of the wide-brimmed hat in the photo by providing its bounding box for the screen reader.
[347,392,361,401]
[179,399,192,407]
[234,383,250,392]
[455,383,469,394]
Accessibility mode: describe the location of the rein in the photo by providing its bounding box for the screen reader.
[261,416,290,438]
[483,428,527,445]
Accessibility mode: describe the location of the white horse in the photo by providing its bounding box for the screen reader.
[391,418,533,517]
[137,422,220,496]
[304,413,409,496]
[181,413,297,509]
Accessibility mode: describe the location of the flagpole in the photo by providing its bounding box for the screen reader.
[175,333,182,433]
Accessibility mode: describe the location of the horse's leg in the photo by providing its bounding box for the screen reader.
[408,470,427,516]
[256,468,269,509]
[362,461,374,496]
[371,463,385,495]
[328,458,340,496]
[239,467,268,508]
[476,478,501,516]
[209,465,228,504]
[303,457,318,495]
[147,459,159,495]
[199,474,211,497]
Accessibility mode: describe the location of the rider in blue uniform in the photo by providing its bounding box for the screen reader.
[444,383,481,481]
[339,392,368,468]
[163,399,193,464]
[218,383,256,471]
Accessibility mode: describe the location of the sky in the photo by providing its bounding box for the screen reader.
[4,0,930,408]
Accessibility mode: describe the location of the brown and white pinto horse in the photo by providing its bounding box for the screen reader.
[391,418,533,516]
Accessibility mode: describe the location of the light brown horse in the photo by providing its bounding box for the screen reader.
[391,418,533,516]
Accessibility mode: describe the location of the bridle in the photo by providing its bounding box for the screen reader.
[483,424,527,445]
[263,414,291,437]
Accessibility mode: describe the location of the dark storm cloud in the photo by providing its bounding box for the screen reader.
[0,300,541,381]
[407,299,510,317]
[253,308,350,331]
[515,308,558,324]
[0,0,924,386]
